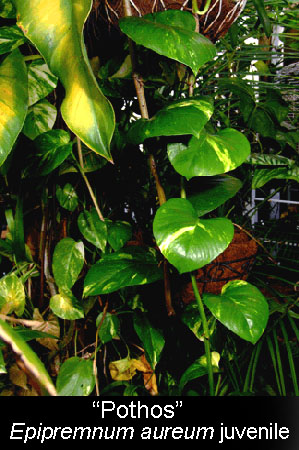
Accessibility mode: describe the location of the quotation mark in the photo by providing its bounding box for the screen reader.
[175,401,183,407]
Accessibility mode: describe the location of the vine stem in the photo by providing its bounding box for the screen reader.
[191,273,214,396]
[93,301,109,396]
[76,137,105,222]
[123,0,174,316]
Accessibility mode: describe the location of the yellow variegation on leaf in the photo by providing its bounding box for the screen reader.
[13,0,115,161]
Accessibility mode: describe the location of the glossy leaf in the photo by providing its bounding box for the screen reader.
[181,301,216,341]
[188,176,242,217]
[0,318,57,395]
[52,238,84,290]
[56,356,95,396]
[50,290,84,320]
[119,11,216,75]
[0,49,28,167]
[33,129,73,176]
[96,312,120,344]
[13,0,115,160]
[127,98,214,145]
[0,273,25,316]
[83,247,163,297]
[27,58,58,106]
[153,198,234,274]
[133,312,165,369]
[203,280,269,344]
[0,0,16,18]
[106,220,132,251]
[0,25,25,55]
[252,167,299,189]
[78,208,107,252]
[56,183,79,212]
[168,128,251,179]
[179,352,220,391]
[23,99,57,140]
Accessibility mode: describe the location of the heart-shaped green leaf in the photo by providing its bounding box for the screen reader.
[56,356,94,396]
[50,290,84,320]
[52,238,84,290]
[78,208,107,252]
[119,11,216,75]
[0,25,25,55]
[0,273,25,317]
[83,247,163,297]
[168,128,251,179]
[133,312,165,369]
[23,99,57,140]
[153,198,234,274]
[27,58,58,106]
[203,280,269,344]
[188,176,242,217]
[33,130,73,176]
[13,0,115,160]
[0,49,28,166]
[127,98,213,145]
[0,318,57,395]
[106,220,132,251]
[56,183,79,212]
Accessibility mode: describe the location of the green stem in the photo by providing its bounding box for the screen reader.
[191,273,214,396]
[76,138,105,222]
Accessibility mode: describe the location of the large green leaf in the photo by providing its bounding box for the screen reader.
[127,98,213,145]
[0,49,28,166]
[0,25,25,55]
[0,318,57,395]
[78,208,107,252]
[56,356,95,396]
[203,280,269,344]
[83,247,163,297]
[0,273,25,317]
[188,175,242,217]
[119,11,216,75]
[153,198,234,274]
[52,238,84,290]
[168,128,251,179]
[50,290,84,320]
[27,58,58,106]
[33,129,73,176]
[13,0,115,160]
[133,312,165,369]
[252,167,299,189]
[23,98,57,140]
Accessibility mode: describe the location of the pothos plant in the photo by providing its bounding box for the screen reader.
[0,0,271,397]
